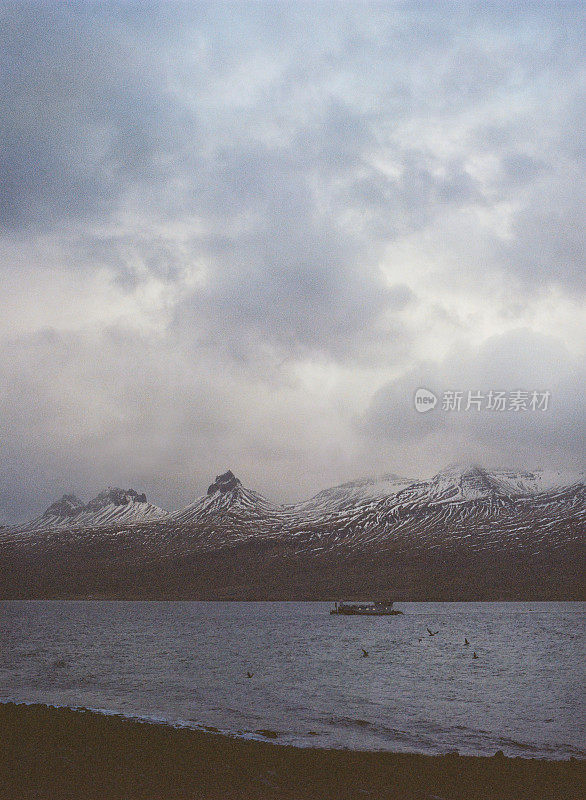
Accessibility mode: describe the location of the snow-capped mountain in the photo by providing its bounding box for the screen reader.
[406,464,584,504]
[170,470,277,523]
[1,464,583,599]
[294,473,415,518]
[146,464,584,554]
[43,494,85,520]
[17,487,168,532]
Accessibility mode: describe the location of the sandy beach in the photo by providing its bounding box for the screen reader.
[0,703,583,800]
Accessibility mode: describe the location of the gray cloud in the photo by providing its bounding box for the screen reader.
[362,329,585,470]
[0,2,583,521]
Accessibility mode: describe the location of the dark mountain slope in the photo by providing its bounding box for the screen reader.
[1,465,583,599]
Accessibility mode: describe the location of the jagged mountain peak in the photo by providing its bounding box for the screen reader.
[42,494,85,519]
[86,487,148,511]
[19,486,166,531]
[207,470,241,496]
[171,471,275,524]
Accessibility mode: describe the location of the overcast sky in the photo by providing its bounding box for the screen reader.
[1,1,584,522]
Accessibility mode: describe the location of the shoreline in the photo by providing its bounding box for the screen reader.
[1,703,584,799]
[1,697,582,761]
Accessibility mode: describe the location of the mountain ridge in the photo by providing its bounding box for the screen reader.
[6,463,586,532]
[16,487,168,532]
[1,463,583,600]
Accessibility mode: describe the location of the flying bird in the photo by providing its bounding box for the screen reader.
[464,639,470,646]
[473,652,479,659]
[361,649,369,658]
[427,628,439,637]
[247,671,254,678]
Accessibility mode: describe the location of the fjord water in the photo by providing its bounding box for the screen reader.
[1,601,583,759]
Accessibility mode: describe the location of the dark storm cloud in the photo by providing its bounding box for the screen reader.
[0,3,195,232]
[0,2,419,362]
[0,1,584,521]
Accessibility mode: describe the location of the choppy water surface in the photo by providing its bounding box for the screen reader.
[1,601,584,758]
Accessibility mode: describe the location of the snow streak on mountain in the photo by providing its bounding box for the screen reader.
[13,487,168,533]
[1,465,583,600]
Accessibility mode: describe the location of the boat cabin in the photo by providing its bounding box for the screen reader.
[330,600,401,616]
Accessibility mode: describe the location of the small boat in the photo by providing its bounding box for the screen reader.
[330,600,403,616]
